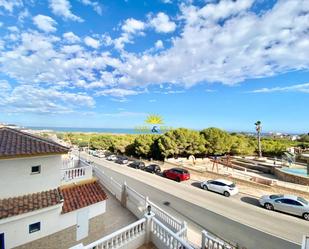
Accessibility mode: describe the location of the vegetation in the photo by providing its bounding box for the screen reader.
[58,128,308,160]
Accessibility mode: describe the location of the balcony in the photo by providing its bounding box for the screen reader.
[61,160,93,184]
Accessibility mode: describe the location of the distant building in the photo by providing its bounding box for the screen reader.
[0,127,107,249]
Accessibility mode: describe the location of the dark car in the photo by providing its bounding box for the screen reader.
[144,164,161,174]
[128,161,145,169]
[115,157,129,164]
[163,168,190,182]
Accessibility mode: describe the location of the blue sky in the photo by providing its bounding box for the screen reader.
[0,0,308,133]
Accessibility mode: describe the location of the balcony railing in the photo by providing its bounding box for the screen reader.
[61,165,92,184]
[84,218,146,249]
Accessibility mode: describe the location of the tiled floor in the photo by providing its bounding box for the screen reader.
[15,187,137,249]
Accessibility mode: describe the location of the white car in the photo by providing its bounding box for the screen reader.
[107,155,117,161]
[200,179,239,197]
[259,194,309,220]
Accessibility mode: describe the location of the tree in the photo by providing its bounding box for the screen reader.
[200,127,232,155]
[158,128,205,158]
[230,135,256,155]
[133,135,157,158]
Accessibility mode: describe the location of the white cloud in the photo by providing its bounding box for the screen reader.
[155,40,164,49]
[84,36,100,48]
[63,32,80,43]
[113,18,145,50]
[122,18,145,33]
[0,0,22,12]
[79,0,102,15]
[111,0,309,87]
[96,88,143,98]
[1,0,309,104]
[250,83,309,93]
[49,0,83,22]
[150,12,176,33]
[33,15,57,33]
[0,83,94,114]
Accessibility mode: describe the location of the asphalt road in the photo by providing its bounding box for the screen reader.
[84,154,309,249]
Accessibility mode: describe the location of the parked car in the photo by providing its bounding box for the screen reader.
[259,194,309,220]
[106,155,117,161]
[144,164,161,174]
[115,157,129,164]
[200,179,238,197]
[163,168,190,182]
[128,161,145,170]
[97,153,105,158]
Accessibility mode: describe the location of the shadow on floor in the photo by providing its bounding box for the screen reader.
[240,196,260,206]
[191,181,202,189]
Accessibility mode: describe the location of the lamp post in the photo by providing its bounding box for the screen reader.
[255,121,262,158]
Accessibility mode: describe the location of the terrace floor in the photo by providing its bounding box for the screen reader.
[15,186,137,249]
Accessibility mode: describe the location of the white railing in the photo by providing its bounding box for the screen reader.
[151,217,193,249]
[93,165,185,234]
[147,200,183,233]
[61,165,92,183]
[93,166,122,199]
[201,231,235,249]
[71,218,147,249]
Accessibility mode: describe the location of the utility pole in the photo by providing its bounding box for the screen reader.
[255,121,262,158]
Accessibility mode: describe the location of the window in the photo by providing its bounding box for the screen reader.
[276,199,303,206]
[29,222,40,233]
[31,165,41,174]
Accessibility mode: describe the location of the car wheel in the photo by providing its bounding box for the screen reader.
[303,213,309,221]
[176,177,181,182]
[223,191,230,197]
[264,203,274,210]
[163,173,166,177]
[202,185,208,190]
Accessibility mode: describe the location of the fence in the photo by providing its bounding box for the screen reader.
[146,199,184,233]
[201,231,236,249]
[93,164,186,235]
[93,166,122,200]
[61,165,92,183]
[151,217,193,249]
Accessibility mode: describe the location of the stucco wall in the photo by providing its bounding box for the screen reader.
[0,155,62,198]
[0,201,106,249]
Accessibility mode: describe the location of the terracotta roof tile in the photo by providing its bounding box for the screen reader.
[0,189,62,220]
[0,127,69,158]
[60,181,107,214]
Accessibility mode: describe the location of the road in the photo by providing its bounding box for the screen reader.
[84,154,309,249]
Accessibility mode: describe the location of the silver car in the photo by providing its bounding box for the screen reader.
[259,194,309,220]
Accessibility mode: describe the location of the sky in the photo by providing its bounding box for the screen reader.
[0,0,308,133]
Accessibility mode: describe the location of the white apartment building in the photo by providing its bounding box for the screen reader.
[0,127,107,249]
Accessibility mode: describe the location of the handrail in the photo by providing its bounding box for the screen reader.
[147,200,183,231]
[152,217,193,249]
[84,218,146,249]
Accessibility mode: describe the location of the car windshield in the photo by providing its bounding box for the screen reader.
[269,194,284,199]
[228,183,236,188]
[179,169,188,174]
[297,197,308,205]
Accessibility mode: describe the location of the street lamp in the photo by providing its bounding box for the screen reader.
[255,121,262,158]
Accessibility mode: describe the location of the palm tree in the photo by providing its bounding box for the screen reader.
[255,121,262,157]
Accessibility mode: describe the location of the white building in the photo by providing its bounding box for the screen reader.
[0,127,107,249]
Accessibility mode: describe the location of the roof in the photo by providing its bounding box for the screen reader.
[0,127,69,159]
[216,179,234,185]
[60,180,107,214]
[0,189,63,220]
